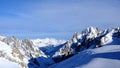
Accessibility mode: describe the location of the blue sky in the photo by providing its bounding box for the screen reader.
[0,0,120,39]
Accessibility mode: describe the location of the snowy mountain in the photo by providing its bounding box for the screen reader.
[52,27,120,62]
[28,26,120,68]
[50,45,120,68]
[0,36,65,68]
[0,36,47,68]
[31,38,66,56]
[0,26,120,68]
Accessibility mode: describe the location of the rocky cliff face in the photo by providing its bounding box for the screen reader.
[52,27,120,62]
[0,36,47,68]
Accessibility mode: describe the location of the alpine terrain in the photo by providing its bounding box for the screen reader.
[0,26,120,68]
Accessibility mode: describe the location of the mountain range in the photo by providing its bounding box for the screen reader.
[0,26,120,68]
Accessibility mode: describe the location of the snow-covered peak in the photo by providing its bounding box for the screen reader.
[32,38,66,47]
[87,26,97,33]
[0,35,6,41]
[52,27,120,62]
[83,26,102,39]
[81,26,100,34]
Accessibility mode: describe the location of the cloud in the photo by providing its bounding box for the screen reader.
[0,0,120,39]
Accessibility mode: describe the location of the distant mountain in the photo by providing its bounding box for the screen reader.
[32,38,66,48]
[0,26,120,68]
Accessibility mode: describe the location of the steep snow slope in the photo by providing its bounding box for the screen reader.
[0,41,12,53]
[50,45,120,68]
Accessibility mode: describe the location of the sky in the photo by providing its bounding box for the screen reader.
[0,0,120,40]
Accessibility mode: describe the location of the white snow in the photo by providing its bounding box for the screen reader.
[0,58,21,68]
[100,30,114,45]
[32,38,66,47]
[0,41,22,64]
[86,26,98,39]
[0,36,6,41]
[0,41,12,53]
[79,58,120,68]
[49,45,120,68]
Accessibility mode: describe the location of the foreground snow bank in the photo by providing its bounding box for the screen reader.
[50,45,120,68]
